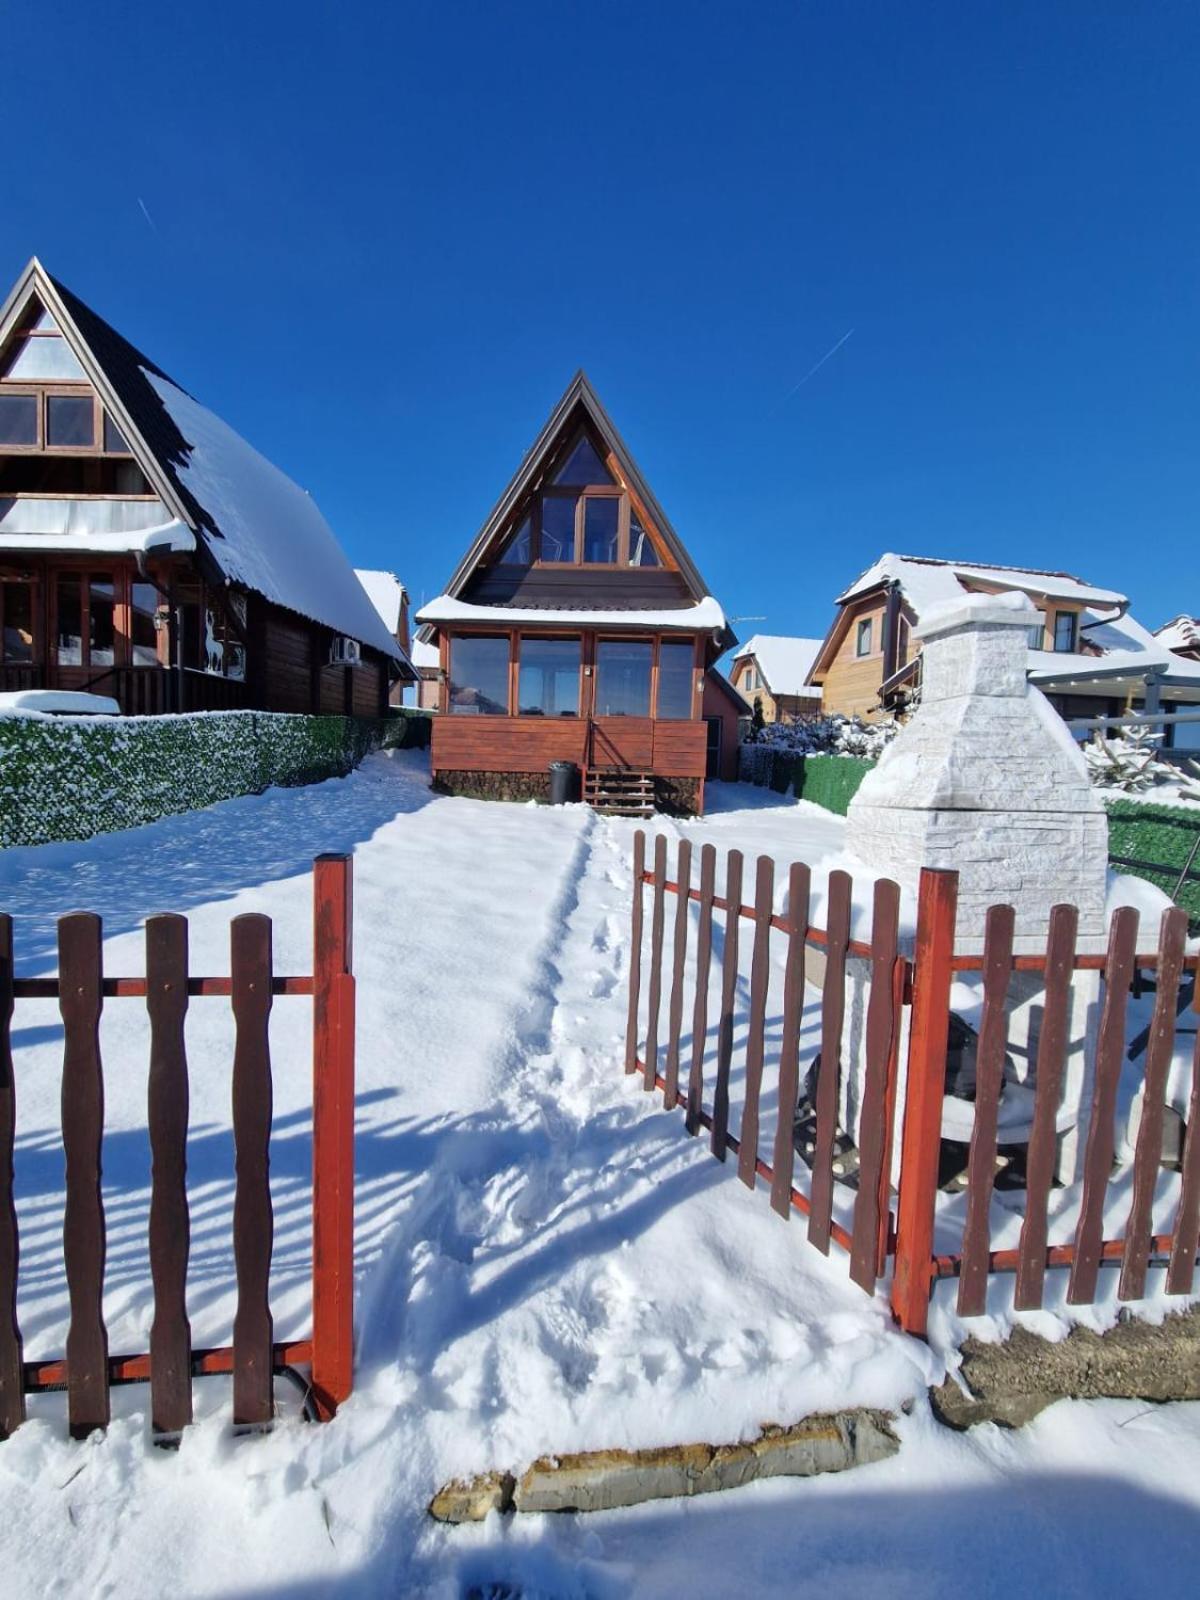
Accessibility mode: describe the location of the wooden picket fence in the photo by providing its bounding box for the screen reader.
[0,854,356,1442]
[624,832,1200,1337]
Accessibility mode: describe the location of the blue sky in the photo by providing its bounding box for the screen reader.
[4,2,1199,651]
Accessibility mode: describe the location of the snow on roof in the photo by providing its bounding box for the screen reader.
[839,553,1127,614]
[1156,615,1200,653]
[410,638,439,670]
[355,569,407,636]
[143,374,405,662]
[731,634,823,697]
[1028,608,1200,686]
[40,270,406,664]
[416,595,728,632]
[0,518,195,556]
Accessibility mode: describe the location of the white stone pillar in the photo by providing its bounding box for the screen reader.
[844,591,1109,1182]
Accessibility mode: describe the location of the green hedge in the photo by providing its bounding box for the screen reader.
[1105,798,1200,931]
[0,708,432,849]
[745,747,877,816]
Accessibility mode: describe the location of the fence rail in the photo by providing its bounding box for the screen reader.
[623,831,1200,1338]
[0,854,355,1442]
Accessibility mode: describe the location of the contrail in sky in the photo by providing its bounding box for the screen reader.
[137,197,160,236]
[778,327,855,406]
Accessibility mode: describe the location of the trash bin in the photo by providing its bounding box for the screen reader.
[548,760,581,805]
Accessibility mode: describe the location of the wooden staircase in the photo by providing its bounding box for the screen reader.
[583,766,656,818]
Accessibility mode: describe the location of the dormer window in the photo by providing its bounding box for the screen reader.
[493,427,667,569]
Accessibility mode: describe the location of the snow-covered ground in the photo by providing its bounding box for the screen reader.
[2,751,1199,1597]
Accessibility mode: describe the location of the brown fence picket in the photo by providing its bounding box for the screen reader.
[231,914,274,1427]
[1068,907,1139,1304]
[956,905,1015,1315]
[771,863,810,1219]
[643,835,668,1093]
[1166,971,1200,1294]
[1119,907,1188,1301]
[0,916,22,1439]
[737,857,775,1191]
[58,913,109,1439]
[809,870,851,1253]
[623,831,645,1075]
[849,879,901,1290]
[686,845,717,1137]
[1014,904,1079,1311]
[663,840,692,1110]
[146,914,192,1437]
[711,849,743,1161]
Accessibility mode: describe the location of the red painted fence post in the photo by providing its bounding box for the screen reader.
[890,868,957,1337]
[312,853,355,1420]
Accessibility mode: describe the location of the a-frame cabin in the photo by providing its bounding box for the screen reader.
[416,373,734,815]
[0,258,413,716]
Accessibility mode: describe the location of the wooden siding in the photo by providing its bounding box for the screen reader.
[817,598,889,720]
[263,611,313,713]
[431,716,707,780]
[462,565,694,610]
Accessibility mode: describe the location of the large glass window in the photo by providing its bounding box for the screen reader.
[518,637,580,716]
[0,330,87,383]
[628,512,659,567]
[88,574,115,667]
[498,513,532,566]
[1,583,33,663]
[57,577,83,665]
[540,497,576,562]
[583,498,619,563]
[449,635,509,714]
[130,582,159,666]
[552,435,614,485]
[657,640,695,718]
[0,394,37,446]
[595,639,652,717]
[46,395,95,448]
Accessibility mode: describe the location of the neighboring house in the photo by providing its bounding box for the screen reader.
[809,553,1200,735]
[1156,616,1200,661]
[415,371,735,814]
[355,569,412,705]
[729,634,823,723]
[0,257,413,716]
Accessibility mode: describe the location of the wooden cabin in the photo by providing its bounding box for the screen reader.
[809,553,1200,731]
[415,373,734,815]
[0,258,413,717]
[728,634,824,724]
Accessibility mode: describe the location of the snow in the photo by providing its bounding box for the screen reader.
[2,757,1198,1594]
[731,633,824,697]
[0,688,120,716]
[354,568,406,636]
[143,372,407,664]
[417,594,727,631]
[0,518,195,556]
[840,552,1128,612]
[411,637,439,670]
[1157,615,1200,654]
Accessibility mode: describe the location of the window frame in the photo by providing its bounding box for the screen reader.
[654,636,699,719]
[447,631,513,716]
[516,633,582,718]
[593,634,656,719]
[0,379,133,458]
[855,617,874,657]
[1052,610,1079,653]
[0,577,37,666]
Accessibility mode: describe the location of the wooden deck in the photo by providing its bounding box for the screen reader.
[431,715,707,780]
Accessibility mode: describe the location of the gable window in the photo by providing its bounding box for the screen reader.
[742,664,757,692]
[595,639,652,717]
[1053,611,1078,652]
[856,618,873,657]
[449,634,509,714]
[0,394,37,447]
[47,394,95,448]
[492,429,667,570]
[518,636,580,716]
[0,306,88,383]
[656,640,695,718]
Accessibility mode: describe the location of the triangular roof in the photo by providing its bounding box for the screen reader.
[424,371,730,646]
[732,634,823,698]
[355,569,407,635]
[0,258,409,666]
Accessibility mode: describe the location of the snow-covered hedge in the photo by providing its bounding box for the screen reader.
[0,709,429,849]
[750,714,899,761]
[739,714,896,814]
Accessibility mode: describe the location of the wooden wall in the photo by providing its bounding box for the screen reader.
[816,597,889,719]
[431,716,706,779]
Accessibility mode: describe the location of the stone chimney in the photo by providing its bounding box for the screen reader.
[846,590,1108,951]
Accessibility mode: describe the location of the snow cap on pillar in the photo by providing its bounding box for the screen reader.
[846,589,1108,951]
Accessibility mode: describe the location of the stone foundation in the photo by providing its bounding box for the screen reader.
[654,775,701,816]
[433,769,551,804]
